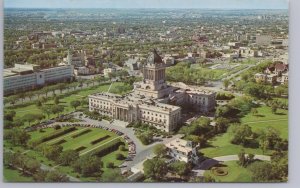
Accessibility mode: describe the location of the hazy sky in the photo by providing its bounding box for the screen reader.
[4,0,289,9]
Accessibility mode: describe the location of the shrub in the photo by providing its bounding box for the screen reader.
[90,139,124,158]
[106,162,114,168]
[116,153,124,160]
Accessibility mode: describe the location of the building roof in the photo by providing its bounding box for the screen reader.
[146,49,163,65]
[165,138,194,154]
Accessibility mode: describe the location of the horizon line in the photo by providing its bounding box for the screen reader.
[4,7,289,10]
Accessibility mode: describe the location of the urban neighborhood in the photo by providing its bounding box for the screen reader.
[3,1,288,183]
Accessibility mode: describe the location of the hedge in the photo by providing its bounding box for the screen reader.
[72,129,92,138]
[75,146,87,152]
[51,139,66,145]
[38,127,77,144]
[90,139,124,157]
[90,135,111,145]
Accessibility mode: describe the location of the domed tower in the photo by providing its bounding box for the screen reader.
[134,49,170,98]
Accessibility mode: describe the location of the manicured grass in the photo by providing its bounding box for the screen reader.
[8,82,128,128]
[201,105,287,158]
[3,167,34,182]
[200,131,272,158]
[241,105,288,139]
[204,161,253,182]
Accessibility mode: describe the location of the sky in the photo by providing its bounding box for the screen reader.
[4,0,289,9]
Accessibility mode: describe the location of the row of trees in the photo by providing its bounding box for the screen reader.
[4,151,69,182]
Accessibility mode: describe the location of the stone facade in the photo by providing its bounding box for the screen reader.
[89,50,216,132]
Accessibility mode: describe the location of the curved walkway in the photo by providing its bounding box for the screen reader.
[213,154,270,162]
[193,154,271,177]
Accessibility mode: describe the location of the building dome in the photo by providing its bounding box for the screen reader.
[146,49,163,64]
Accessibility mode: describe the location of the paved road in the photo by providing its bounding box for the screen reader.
[50,114,184,171]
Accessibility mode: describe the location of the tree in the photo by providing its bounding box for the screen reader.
[4,110,16,121]
[248,162,275,182]
[223,79,230,90]
[72,155,103,177]
[271,104,278,114]
[228,124,253,146]
[54,96,60,105]
[41,106,52,119]
[100,169,124,182]
[169,161,191,178]
[18,92,26,104]
[22,113,44,126]
[116,153,124,160]
[57,83,66,94]
[153,144,167,157]
[106,162,114,168]
[119,145,126,151]
[58,150,79,166]
[45,171,69,182]
[36,100,42,108]
[138,132,153,145]
[215,117,230,133]
[143,158,168,180]
[4,128,31,146]
[41,145,63,161]
[51,105,64,117]
[33,170,48,182]
[70,100,81,110]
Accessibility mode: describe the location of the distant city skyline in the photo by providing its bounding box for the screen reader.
[5,0,289,9]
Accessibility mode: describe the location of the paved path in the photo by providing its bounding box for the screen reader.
[243,119,288,124]
[213,154,271,162]
[193,154,271,177]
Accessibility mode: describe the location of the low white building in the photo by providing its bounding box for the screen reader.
[165,138,200,164]
[4,63,73,95]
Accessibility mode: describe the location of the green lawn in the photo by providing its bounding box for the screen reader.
[3,167,34,182]
[204,161,253,182]
[200,131,272,158]
[241,105,288,139]
[201,105,288,158]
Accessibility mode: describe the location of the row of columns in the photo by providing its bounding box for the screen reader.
[144,69,165,81]
[115,107,128,122]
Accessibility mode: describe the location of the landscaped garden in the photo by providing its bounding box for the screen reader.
[204,161,253,182]
[201,105,288,158]
[4,124,129,182]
